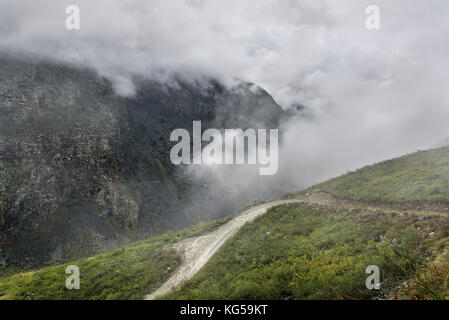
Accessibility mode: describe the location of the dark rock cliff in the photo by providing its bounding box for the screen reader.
[0,56,286,270]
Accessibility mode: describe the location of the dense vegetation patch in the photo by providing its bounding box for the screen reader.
[165,203,448,300]
[0,238,179,300]
[0,215,233,300]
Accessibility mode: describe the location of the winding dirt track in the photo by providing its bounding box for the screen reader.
[145,199,301,300]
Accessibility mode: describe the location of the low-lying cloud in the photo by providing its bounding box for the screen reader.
[1,0,449,197]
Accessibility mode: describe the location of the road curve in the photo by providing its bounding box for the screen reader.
[145,199,301,300]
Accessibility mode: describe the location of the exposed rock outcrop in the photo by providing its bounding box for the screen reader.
[0,55,286,270]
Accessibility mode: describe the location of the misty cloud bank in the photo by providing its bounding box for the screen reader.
[1,0,449,197]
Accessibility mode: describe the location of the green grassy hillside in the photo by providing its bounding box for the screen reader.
[164,203,449,300]
[0,216,232,300]
[4,147,449,300]
[0,238,180,300]
[308,146,449,204]
[165,147,449,300]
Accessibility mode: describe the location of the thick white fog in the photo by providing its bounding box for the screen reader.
[1,0,449,194]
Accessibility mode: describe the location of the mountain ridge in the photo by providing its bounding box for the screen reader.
[0,55,287,270]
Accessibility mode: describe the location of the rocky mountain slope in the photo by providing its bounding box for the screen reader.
[0,55,286,271]
[3,146,449,300]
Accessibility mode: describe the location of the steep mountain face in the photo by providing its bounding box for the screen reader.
[0,56,286,270]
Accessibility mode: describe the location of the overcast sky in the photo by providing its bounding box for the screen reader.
[1,0,449,189]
